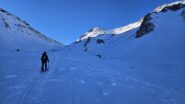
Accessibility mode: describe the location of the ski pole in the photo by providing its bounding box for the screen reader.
[48,62,49,70]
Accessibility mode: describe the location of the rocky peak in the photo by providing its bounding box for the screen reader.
[77,27,105,41]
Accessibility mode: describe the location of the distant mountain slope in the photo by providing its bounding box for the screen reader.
[77,20,142,41]
[0,8,63,52]
[63,2,185,103]
[72,0,185,53]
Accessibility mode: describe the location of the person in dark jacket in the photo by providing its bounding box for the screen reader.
[41,51,49,72]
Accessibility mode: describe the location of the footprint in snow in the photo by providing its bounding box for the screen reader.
[79,80,85,84]
[46,79,63,82]
[4,75,16,78]
[111,82,117,86]
[9,85,25,89]
[69,67,77,70]
[97,82,102,85]
[103,91,108,96]
[59,68,63,71]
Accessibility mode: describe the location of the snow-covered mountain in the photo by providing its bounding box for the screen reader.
[0,1,185,104]
[0,8,63,52]
[63,2,185,103]
[73,0,185,53]
[77,20,142,41]
[77,27,106,41]
[77,1,185,42]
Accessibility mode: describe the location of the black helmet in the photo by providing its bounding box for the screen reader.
[43,51,46,55]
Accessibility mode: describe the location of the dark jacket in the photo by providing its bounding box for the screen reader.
[41,52,49,63]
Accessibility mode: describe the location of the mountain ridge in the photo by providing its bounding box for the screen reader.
[77,0,185,41]
[0,8,63,52]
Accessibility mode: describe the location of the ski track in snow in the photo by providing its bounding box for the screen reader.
[0,50,184,104]
[11,53,58,104]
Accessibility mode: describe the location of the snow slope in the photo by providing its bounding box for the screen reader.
[77,20,142,41]
[0,8,63,52]
[0,1,185,104]
[77,0,185,42]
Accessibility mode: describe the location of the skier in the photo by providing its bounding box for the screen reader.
[41,51,49,72]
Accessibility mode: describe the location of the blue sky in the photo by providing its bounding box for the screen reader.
[0,0,177,44]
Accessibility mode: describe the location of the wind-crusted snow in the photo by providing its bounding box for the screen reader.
[0,1,185,104]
